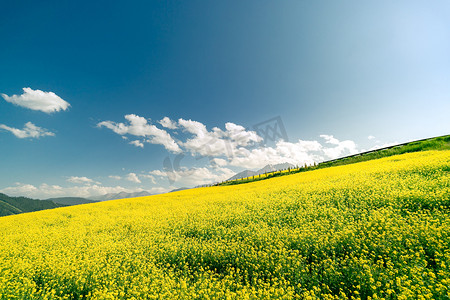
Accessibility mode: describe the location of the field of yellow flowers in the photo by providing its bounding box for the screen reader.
[0,150,449,299]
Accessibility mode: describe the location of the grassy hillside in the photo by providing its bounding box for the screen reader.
[0,150,449,299]
[317,134,450,168]
[219,134,450,186]
[0,193,64,217]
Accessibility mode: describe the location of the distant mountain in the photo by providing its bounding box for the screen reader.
[45,197,96,206]
[90,191,153,201]
[0,193,64,217]
[169,187,189,193]
[276,162,296,170]
[226,163,296,181]
[227,170,257,181]
[256,163,295,174]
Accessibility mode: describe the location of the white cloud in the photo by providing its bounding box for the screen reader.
[0,182,139,199]
[320,134,340,145]
[145,129,180,152]
[140,174,156,184]
[108,175,121,180]
[0,183,38,195]
[150,169,176,183]
[0,122,55,139]
[128,132,360,187]
[159,117,178,129]
[67,176,100,185]
[368,135,376,140]
[1,87,70,113]
[228,144,307,169]
[98,114,181,153]
[224,122,262,147]
[151,166,235,186]
[319,135,358,159]
[178,118,208,136]
[227,136,358,169]
[178,118,262,157]
[98,116,262,157]
[126,173,141,183]
[211,158,228,167]
[129,140,144,148]
[149,170,166,176]
[98,115,363,186]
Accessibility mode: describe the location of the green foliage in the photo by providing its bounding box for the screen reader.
[0,193,64,217]
[319,135,450,169]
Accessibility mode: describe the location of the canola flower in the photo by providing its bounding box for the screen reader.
[0,150,449,299]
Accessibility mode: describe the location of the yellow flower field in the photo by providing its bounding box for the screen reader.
[0,150,449,299]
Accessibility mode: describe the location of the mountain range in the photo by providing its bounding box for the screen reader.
[89,191,153,201]
[45,197,97,206]
[226,163,296,181]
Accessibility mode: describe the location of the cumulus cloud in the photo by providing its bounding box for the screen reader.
[0,183,38,195]
[178,118,262,157]
[224,122,262,147]
[227,136,358,169]
[108,175,121,180]
[159,117,178,129]
[0,122,54,139]
[320,134,340,145]
[149,170,166,177]
[97,115,263,157]
[178,118,226,156]
[151,166,235,186]
[98,115,363,185]
[67,176,100,185]
[368,135,376,140]
[211,158,228,167]
[1,88,70,113]
[0,182,139,199]
[126,173,141,183]
[97,114,181,153]
[140,174,156,184]
[319,135,358,159]
[129,140,144,148]
[228,142,317,169]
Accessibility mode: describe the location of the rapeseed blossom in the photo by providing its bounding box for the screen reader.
[0,150,449,299]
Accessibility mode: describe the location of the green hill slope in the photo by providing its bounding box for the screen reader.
[220,134,450,186]
[0,193,64,217]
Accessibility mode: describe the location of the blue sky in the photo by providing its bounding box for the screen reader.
[1,1,449,199]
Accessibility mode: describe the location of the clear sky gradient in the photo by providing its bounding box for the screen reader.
[1,1,449,198]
